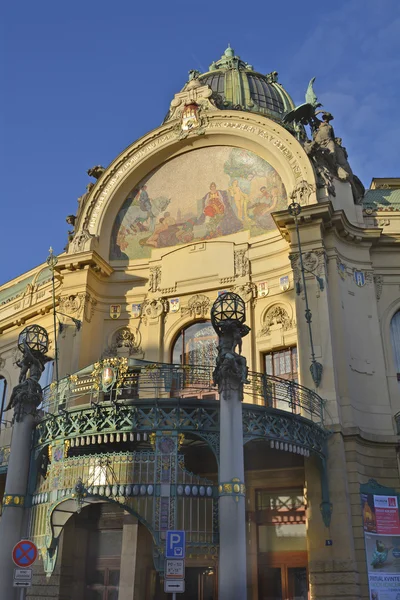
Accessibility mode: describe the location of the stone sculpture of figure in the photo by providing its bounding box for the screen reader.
[283,77,322,128]
[65,214,76,248]
[76,182,95,222]
[87,165,105,179]
[6,341,51,421]
[66,215,76,227]
[16,341,46,384]
[213,321,251,389]
[305,112,365,203]
[188,69,201,81]
[334,137,365,202]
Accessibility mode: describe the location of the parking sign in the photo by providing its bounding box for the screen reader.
[166,530,185,558]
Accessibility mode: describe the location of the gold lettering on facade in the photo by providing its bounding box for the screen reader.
[88,120,304,229]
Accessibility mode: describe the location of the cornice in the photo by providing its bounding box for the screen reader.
[330,424,399,447]
[273,200,382,245]
[55,251,113,278]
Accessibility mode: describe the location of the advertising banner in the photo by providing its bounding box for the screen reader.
[361,485,400,600]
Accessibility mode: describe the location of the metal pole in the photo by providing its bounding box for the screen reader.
[47,249,59,386]
[294,213,317,365]
[288,203,323,388]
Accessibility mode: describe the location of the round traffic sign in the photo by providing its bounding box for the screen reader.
[12,540,38,567]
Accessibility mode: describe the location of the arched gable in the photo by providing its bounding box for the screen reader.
[69,111,317,261]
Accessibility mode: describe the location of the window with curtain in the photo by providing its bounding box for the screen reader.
[390,311,400,383]
[264,347,298,382]
[172,321,218,367]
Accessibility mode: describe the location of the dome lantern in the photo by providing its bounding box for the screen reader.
[165,46,296,124]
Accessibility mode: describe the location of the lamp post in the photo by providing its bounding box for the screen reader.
[0,325,50,600]
[211,292,250,600]
[46,247,60,386]
[288,201,323,387]
[46,247,81,386]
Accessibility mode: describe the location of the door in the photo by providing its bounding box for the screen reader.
[258,562,308,600]
[86,563,120,600]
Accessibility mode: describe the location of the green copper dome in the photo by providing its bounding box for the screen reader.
[197,46,295,122]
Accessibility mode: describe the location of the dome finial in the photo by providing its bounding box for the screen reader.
[224,44,234,58]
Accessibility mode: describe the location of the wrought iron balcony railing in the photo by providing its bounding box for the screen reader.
[40,359,325,425]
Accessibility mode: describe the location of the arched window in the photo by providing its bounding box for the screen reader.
[172,321,218,367]
[390,311,400,383]
[0,377,7,425]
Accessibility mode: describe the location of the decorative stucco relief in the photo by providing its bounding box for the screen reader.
[58,292,97,323]
[258,305,294,337]
[182,294,211,318]
[141,298,169,324]
[103,327,142,358]
[234,250,250,278]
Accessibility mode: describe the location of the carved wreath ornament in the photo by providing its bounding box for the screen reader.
[258,306,294,337]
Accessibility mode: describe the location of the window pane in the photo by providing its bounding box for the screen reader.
[258,566,282,600]
[172,332,183,364]
[285,351,291,374]
[258,523,307,552]
[288,567,308,600]
[279,353,286,374]
[87,590,104,600]
[108,570,120,586]
[292,347,298,373]
[274,354,280,375]
[172,321,218,367]
[107,590,119,600]
[87,570,105,585]
[265,355,273,375]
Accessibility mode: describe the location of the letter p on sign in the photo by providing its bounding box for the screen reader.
[166,531,185,558]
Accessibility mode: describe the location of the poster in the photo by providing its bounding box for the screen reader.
[361,491,400,599]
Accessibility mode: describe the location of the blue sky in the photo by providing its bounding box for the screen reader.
[1,0,399,285]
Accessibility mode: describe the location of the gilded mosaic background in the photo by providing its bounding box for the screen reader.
[110,146,287,260]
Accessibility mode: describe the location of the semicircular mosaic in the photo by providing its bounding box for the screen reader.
[110,146,287,260]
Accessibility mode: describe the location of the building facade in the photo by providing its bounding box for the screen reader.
[0,46,400,600]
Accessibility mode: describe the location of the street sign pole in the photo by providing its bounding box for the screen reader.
[165,531,186,596]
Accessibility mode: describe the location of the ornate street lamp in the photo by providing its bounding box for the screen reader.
[288,202,323,387]
[211,292,249,600]
[0,325,50,600]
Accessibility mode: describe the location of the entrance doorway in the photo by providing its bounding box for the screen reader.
[86,560,120,600]
[258,562,308,600]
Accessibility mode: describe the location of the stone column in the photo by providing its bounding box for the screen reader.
[0,410,36,600]
[0,326,50,600]
[118,514,139,600]
[211,293,250,600]
[218,373,247,600]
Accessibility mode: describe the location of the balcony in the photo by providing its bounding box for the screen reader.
[35,358,329,459]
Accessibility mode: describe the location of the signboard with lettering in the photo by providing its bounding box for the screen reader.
[361,483,400,599]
